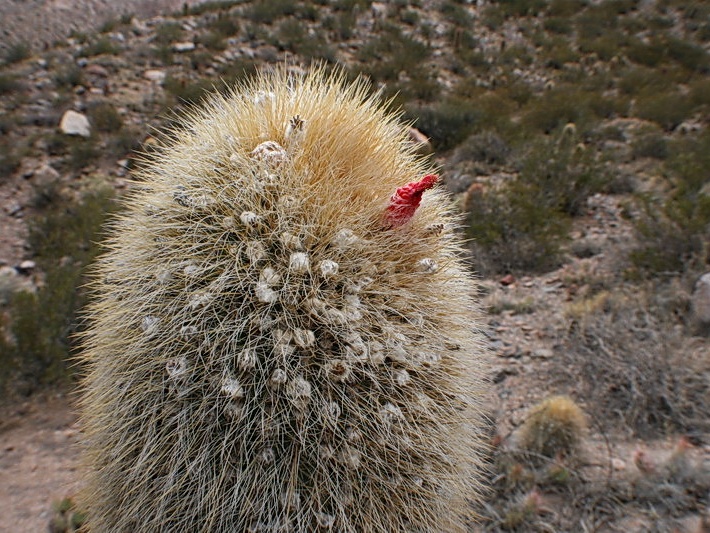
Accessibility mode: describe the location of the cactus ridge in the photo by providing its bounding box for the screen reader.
[79,66,488,532]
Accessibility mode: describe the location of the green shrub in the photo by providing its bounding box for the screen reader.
[626,37,665,67]
[68,30,89,44]
[482,4,504,29]
[80,37,120,57]
[453,131,511,166]
[465,180,570,274]
[465,130,612,274]
[332,0,372,10]
[400,9,420,25]
[665,36,709,72]
[519,131,612,216]
[575,10,615,40]
[405,98,482,152]
[164,75,215,106]
[631,131,668,160]
[499,44,534,66]
[491,0,547,17]
[630,134,710,276]
[273,19,335,62]
[69,138,101,171]
[0,142,21,179]
[543,16,573,34]
[243,0,297,23]
[207,13,240,37]
[548,0,587,16]
[0,74,21,95]
[634,92,693,131]
[108,127,142,158]
[578,31,628,61]
[439,0,473,25]
[182,0,240,16]
[690,78,710,107]
[54,65,84,89]
[522,89,589,134]
[544,39,581,68]
[3,42,31,64]
[0,188,117,395]
[152,45,173,65]
[88,102,123,133]
[154,22,184,44]
[358,26,430,82]
[617,66,673,96]
[197,31,227,51]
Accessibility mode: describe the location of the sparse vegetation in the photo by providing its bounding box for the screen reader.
[79,37,120,57]
[0,0,708,530]
[87,102,123,133]
[0,187,117,396]
[3,42,31,64]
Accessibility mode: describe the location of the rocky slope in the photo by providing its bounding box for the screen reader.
[0,0,708,531]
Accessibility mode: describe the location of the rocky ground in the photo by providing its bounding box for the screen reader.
[0,0,709,531]
[0,0,206,53]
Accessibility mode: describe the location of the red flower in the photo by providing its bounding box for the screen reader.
[384,174,438,228]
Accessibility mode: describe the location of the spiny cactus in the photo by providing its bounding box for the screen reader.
[517,395,587,461]
[78,66,488,532]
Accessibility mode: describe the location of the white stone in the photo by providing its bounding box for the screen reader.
[59,110,91,137]
[172,41,196,53]
[143,69,166,83]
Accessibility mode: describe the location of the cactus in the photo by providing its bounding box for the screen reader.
[78,66,488,532]
[517,395,587,461]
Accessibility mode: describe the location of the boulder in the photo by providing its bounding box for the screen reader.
[59,110,91,137]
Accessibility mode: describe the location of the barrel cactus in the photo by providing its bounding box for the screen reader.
[78,66,488,532]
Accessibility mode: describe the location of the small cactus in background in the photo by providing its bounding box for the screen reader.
[517,395,587,460]
[78,67,488,532]
[48,497,86,533]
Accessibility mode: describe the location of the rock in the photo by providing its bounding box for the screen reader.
[611,458,626,471]
[500,274,516,286]
[85,64,109,77]
[6,202,23,217]
[143,69,166,83]
[172,41,195,53]
[33,163,60,184]
[408,127,433,155]
[531,348,553,359]
[16,260,36,274]
[59,110,91,137]
[691,272,710,329]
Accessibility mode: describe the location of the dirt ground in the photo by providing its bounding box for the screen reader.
[0,391,81,533]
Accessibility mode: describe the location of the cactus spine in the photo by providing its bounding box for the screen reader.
[78,66,488,532]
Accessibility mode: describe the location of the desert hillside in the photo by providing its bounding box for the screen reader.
[0,0,708,531]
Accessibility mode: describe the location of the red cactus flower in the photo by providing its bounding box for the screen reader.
[384,174,438,228]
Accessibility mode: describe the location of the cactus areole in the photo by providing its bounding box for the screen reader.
[79,67,488,532]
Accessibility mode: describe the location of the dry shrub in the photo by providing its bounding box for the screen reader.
[561,291,710,437]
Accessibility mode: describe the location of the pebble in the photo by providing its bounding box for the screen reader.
[172,41,196,53]
[531,348,554,359]
[144,69,166,83]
